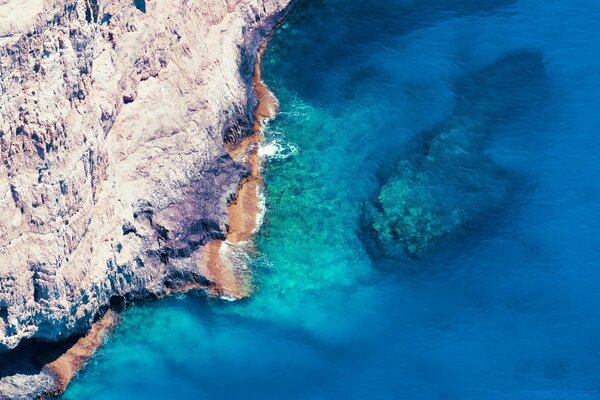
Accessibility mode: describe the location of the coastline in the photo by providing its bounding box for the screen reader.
[201,39,280,299]
[43,311,119,396]
[0,32,283,400]
[0,311,119,400]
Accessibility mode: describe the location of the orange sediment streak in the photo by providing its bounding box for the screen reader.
[201,40,277,299]
[44,310,119,395]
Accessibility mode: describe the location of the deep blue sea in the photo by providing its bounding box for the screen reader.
[63,1,600,398]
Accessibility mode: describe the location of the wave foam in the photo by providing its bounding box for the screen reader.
[258,136,298,161]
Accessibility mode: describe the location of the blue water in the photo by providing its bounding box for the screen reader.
[63,1,600,398]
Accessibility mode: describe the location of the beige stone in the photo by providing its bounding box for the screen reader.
[0,0,293,357]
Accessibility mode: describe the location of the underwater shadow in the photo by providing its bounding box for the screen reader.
[361,49,550,265]
[266,0,518,104]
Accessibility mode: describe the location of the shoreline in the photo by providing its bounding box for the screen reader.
[43,311,119,396]
[0,311,119,400]
[201,39,279,300]
[0,36,281,400]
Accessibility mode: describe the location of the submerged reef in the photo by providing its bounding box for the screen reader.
[366,118,512,256]
[365,50,547,259]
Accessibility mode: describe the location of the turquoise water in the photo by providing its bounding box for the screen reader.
[63,1,600,398]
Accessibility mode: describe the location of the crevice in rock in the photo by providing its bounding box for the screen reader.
[159,251,169,264]
[100,13,112,25]
[122,222,137,235]
[156,225,169,241]
[109,295,126,312]
[84,0,100,24]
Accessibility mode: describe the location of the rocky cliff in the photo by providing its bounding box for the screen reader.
[0,0,291,372]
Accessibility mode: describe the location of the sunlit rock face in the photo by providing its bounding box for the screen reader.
[365,50,547,259]
[0,0,293,353]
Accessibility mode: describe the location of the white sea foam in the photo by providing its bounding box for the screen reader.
[258,136,298,160]
[255,186,266,233]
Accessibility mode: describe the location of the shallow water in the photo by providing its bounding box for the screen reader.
[63,0,600,398]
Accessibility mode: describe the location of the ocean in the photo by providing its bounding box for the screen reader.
[63,0,600,398]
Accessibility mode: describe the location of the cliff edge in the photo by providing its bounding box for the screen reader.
[0,0,291,364]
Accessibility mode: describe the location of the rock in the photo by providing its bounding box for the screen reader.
[0,0,294,357]
[365,50,547,259]
[365,118,513,258]
[0,371,57,400]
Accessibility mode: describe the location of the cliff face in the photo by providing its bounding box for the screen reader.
[0,0,292,355]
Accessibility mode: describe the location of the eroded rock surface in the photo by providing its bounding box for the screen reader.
[0,0,293,358]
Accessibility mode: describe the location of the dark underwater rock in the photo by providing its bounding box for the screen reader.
[365,118,513,257]
[365,50,547,259]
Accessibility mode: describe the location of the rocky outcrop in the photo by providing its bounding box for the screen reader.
[0,0,293,360]
[364,50,547,259]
